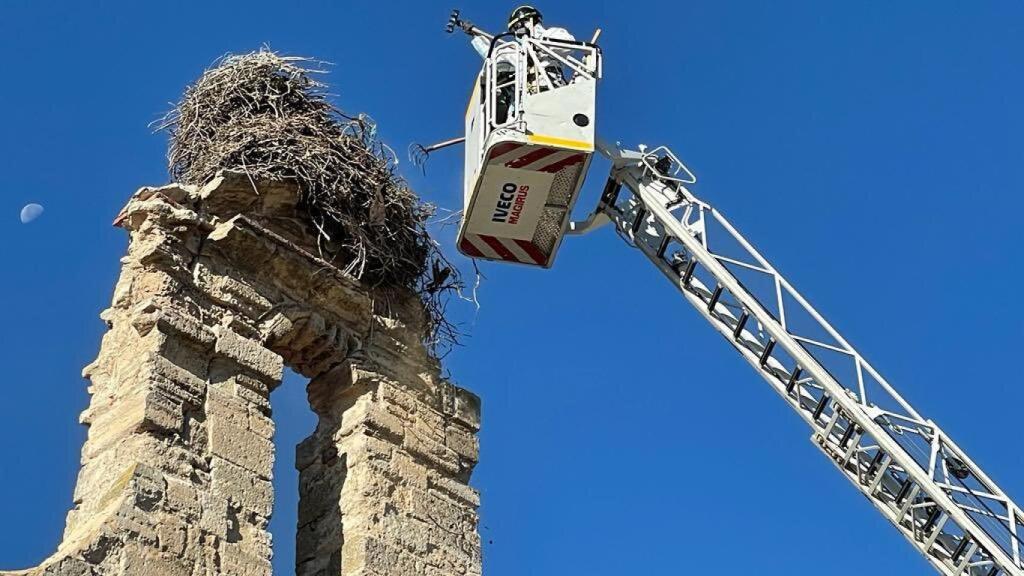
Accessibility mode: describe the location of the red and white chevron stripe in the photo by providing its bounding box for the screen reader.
[487,142,586,174]
[459,233,549,266]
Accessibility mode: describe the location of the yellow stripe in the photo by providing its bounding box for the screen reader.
[527,134,594,152]
[465,78,481,120]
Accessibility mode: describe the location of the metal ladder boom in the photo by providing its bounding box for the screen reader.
[592,143,1024,576]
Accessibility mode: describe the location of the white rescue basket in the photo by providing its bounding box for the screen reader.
[458,34,602,267]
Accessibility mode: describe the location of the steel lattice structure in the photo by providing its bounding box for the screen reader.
[585,142,1024,576]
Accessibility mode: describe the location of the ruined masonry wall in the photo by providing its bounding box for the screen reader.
[1,172,481,576]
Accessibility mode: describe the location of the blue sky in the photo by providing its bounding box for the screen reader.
[1,1,1023,574]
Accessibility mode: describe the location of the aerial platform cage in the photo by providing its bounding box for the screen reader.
[458,33,602,267]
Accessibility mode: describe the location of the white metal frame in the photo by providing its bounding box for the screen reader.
[480,34,602,137]
[588,142,1024,576]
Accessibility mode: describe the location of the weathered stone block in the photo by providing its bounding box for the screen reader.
[412,490,475,534]
[118,542,190,576]
[428,472,481,508]
[163,477,200,519]
[214,327,284,382]
[388,451,430,490]
[157,335,212,383]
[198,491,231,540]
[445,423,479,464]
[208,418,274,480]
[39,557,94,576]
[211,456,273,518]
[230,374,273,412]
[205,386,251,430]
[205,218,277,281]
[364,406,406,444]
[139,390,183,434]
[403,426,461,477]
[149,305,215,347]
[357,536,422,576]
[128,463,166,512]
[248,409,275,439]
[297,508,341,549]
[454,387,481,432]
[220,541,272,576]
[297,470,343,527]
[148,355,207,406]
[197,172,260,217]
[195,261,275,318]
[295,435,320,472]
[156,517,187,556]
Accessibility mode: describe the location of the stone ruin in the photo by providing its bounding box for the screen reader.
[1,172,482,576]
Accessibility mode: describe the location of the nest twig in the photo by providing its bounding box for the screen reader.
[157,49,463,354]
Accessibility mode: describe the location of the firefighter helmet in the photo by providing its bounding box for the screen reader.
[508,5,542,30]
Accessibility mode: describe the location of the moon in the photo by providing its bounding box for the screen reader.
[20,203,44,224]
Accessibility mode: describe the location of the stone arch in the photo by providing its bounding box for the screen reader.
[2,173,481,576]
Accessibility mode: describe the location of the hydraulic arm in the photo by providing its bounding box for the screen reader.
[587,142,1024,576]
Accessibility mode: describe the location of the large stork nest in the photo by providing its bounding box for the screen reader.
[158,50,462,353]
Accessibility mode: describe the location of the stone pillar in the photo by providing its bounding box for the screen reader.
[295,331,481,576]
[2,172,481,576]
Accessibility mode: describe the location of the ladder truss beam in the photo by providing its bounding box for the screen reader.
[595,146,1024,576]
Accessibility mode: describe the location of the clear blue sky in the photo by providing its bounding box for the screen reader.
[1,1,1022,574]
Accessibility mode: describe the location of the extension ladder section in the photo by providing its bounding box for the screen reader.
[596,146,1024,576]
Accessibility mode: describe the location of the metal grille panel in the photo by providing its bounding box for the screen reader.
[531,161,584,254]
[547,162,583,207]
[533,207,566,254]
